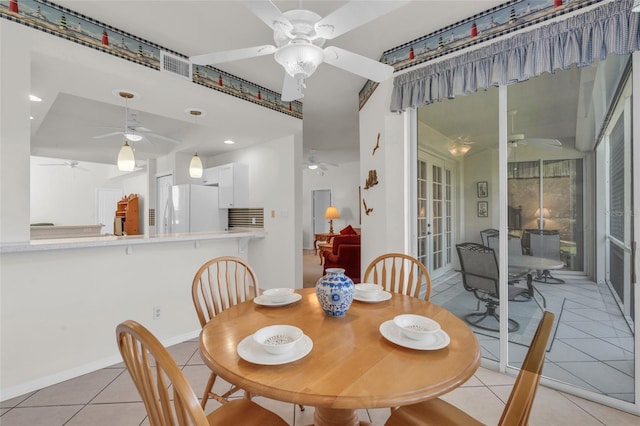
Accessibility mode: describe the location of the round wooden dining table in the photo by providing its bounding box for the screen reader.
[199,288,480,426]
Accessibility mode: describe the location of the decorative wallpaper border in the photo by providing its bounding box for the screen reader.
[0,0,303,119]
[358,0,603,109]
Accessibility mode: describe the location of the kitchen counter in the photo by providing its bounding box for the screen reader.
[0,229,265,254]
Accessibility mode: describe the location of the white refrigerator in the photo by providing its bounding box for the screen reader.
[164,184,227,233]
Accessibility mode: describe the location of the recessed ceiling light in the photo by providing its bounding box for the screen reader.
[30,116,34,120]
[29,94,42,102]
[223,139,235,145]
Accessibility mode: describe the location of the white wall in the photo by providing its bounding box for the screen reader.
[0,20,31,243]
[301,161,360,249]
[30,156,125,225]
[200,133,303,290]
[358,79,409,271]
[0,238,242,399]
[461,150,497,244]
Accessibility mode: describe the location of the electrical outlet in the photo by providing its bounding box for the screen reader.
[153,306,161,320]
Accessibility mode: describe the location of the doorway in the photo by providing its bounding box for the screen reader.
[417,152,456,279]
[312,189,331,237]
[155,173,173,235]
[96,188,123,235]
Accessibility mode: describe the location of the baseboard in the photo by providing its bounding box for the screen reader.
[0,329,200,402]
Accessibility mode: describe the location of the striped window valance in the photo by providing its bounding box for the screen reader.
[508,159,576,179]
[390,0,640,111]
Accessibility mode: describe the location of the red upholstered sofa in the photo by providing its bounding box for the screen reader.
[322,234,361,283]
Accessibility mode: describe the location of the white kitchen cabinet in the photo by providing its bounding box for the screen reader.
[217,163,249,208]
[202,166,220,185]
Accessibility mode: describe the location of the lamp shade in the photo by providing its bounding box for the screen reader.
[324,206,340,220]
[633,0,640,12]
[189,152,203,178]
[534,207,550,218]
[117,141,135,171]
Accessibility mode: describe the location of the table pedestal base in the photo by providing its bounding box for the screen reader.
[312,407,372,426]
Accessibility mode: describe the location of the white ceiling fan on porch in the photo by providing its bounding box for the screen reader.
[189,0,409,101]
[508,110,562,148]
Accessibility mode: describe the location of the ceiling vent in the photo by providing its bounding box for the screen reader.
[160,51,191,81]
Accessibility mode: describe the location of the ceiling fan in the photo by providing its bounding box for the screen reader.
[303,149,337,171]
[190,0,410,101]
[93,91,181,145]
[93,111,181,145]
[508,110,562,148]
[39,160,88,171]
[448,136,474,156]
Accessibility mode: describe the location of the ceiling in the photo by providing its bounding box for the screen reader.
[27,0,507,167]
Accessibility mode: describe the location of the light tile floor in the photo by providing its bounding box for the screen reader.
[1,337,638,425]
[431,273,636,403]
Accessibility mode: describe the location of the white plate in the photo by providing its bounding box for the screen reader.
[253,293,302,307]
[353,291,392,303]
[237,334,313,365]
[379,320,450,350]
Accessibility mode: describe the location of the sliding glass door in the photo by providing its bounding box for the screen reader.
[416,53,636,406]
[601,77,634,322]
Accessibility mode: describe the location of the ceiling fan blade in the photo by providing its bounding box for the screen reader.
[524,138,562,147]
[146,133,181,144]
[240,1,287,30]
[190,45,276,65]
[323,46,394,82]
[281,73,304,102]
[93,132,123,140]
[315,0,410,40]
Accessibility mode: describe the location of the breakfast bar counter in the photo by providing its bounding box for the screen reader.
[0,229,265,254]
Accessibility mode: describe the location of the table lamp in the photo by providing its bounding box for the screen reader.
[534,207,550,229]
[324,206,340,234]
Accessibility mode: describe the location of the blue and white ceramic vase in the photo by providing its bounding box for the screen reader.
[315,268,354,317]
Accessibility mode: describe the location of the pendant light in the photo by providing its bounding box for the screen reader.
[186,108,205,178]
[115,90,138,171]
[117,141,136,171]
[189,152,203,178]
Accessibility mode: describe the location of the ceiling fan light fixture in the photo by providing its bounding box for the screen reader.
[448,144,471,156]
[274,43,324,79]
[189,152,203,178]
[29,94,42,102]
[223,139,235,145]
[308,164,319,170]
[124,132,144,142]
[117,141,135,171]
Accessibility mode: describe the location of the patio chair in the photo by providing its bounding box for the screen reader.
[384,311,555,426]
[480,228,499,247]
[363,253,432,301]
[116,320,288,426]
[525,229,565,284]
[486,232,529,284]
[455,242,531,332]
